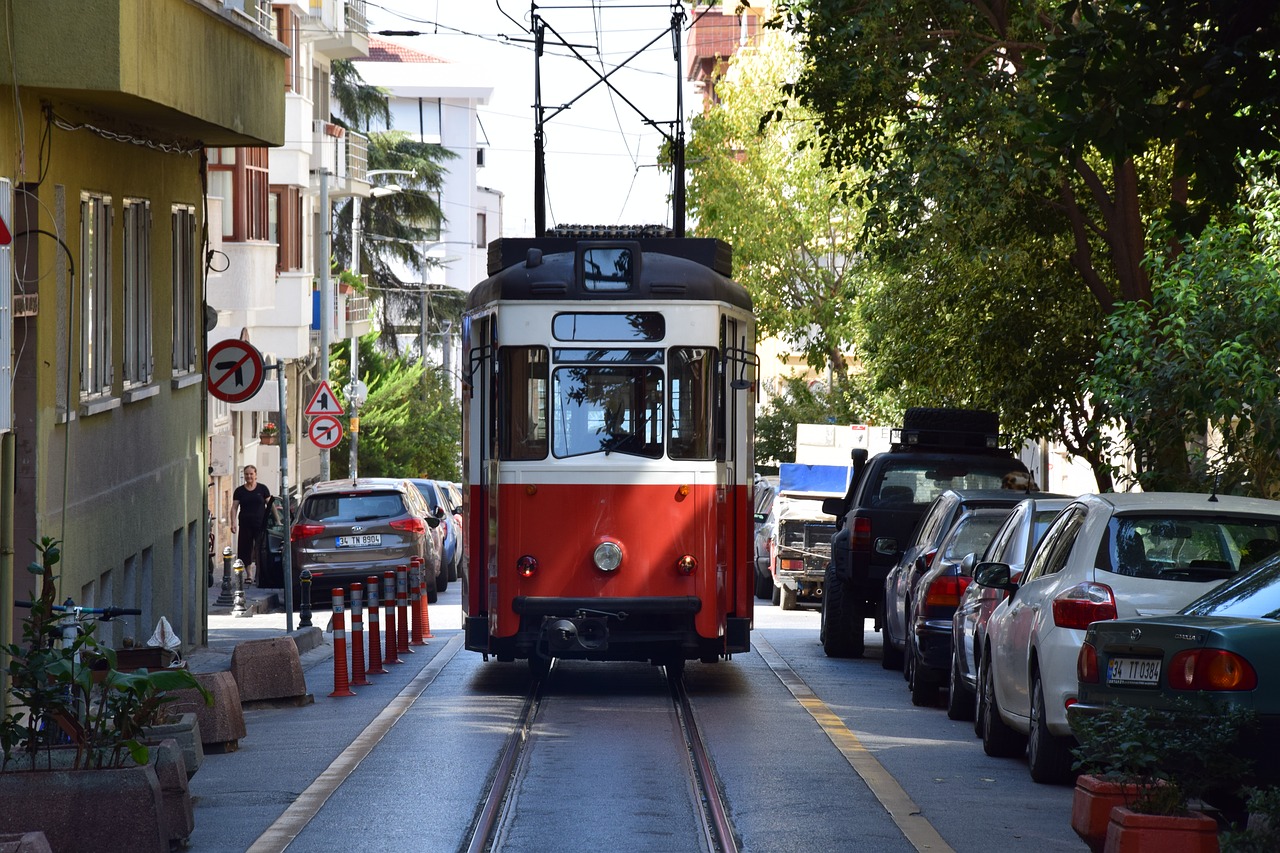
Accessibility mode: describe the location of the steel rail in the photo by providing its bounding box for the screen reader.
[668,667,740,853]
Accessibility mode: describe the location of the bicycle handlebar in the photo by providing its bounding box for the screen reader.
[14,600,143,621]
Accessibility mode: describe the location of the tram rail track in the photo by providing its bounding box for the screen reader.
[464,662,740,853]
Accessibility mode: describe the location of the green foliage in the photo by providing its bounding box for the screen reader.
[1221,786,1280,852]
[1071,698,1257,816]
[330,335,460,481]
[1,538,210,772]
[1090,179,1280,495]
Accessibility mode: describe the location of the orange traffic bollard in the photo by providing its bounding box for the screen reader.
[365,575,386,675]
[349,582,370,686]
[396,565,413,653]
[328,588,356,698]
[416,556,434,639]
[409,563,425,647]
[383,570,403,664]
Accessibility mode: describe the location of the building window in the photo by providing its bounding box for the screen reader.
[81,193,113,397]
[476,212,487,248]
[172,205,197,374]
[207,147,270,242]
[269,185,303,272]
[273,7,301,94]
[123,199,152,386]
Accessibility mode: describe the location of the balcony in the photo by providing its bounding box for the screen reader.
[312,0,371,60]
[312,122,369,196]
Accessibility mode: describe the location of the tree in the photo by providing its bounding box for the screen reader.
[1090,175,1280,496]
[755,375,877,470]
[771,0,1280,489]
[329,334,461,481]
[685,29,867,380]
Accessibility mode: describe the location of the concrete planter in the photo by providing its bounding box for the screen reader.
[0,762,167,852]
[143,711,205,778]
[1104,806,1220,853]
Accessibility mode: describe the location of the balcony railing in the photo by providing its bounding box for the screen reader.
[345,293,372,325]
[225,0,272,37]
[312,121,368,184]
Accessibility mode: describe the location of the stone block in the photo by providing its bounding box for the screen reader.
[230,636,311,704]
[148,738,194,846]
[168,670,245,752]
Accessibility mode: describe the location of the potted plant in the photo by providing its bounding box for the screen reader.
[0,537,211,850]
[1070,698,1256,853]
[259,421,279,445]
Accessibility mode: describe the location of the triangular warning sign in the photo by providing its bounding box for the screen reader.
[305,380,344,416]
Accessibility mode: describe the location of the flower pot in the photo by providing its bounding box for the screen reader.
[1104,806,1220,853]
[260,434,278,446]
[1073,775,1145,853]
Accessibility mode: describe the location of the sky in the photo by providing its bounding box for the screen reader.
[364,1,702,237]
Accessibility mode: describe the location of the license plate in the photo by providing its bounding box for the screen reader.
[336,534,381,548]
[1106,656,1161,686]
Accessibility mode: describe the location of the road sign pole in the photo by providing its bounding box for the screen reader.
[266,359,293,632]
[318,168,332,482]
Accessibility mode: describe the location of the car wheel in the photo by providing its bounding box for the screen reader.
[1028,670,1075,784]
[447,555,460,584]
[436,567,448,593]
[880,596,904,671]
[947,646,975,722]
[754,569,773,600]
[427,582,439,604]
[981,651,1025,758]
[820,565,864,658]
[908,643,939,707]
[771,579,781,606]
[974,651,989,739]
[780,584,798,611]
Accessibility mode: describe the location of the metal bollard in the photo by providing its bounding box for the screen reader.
[349,582,370,686]
[216,546,235,606]
[365,575,386,675]
[299,569,314,628]
[396,565,413,654]
[408,563,424,646]
[231,558,250,617]
[328,588,355,697]
[383,570,403,664]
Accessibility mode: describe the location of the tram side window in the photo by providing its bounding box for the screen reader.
[669,347,714,459]
[499,346,548,460]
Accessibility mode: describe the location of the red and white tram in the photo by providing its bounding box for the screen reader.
[461,235,757,672]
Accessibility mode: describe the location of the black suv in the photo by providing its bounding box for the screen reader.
[820,409,1030,658]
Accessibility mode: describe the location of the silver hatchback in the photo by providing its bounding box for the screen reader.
[290,478,441,604]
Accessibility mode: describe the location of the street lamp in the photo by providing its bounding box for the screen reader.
[347,170,413,478]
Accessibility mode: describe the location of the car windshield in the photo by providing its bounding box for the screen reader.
[944,512,1008,561]
[1095,514,1280,580]
[1182,555,1280,619]
[305,492,407,522]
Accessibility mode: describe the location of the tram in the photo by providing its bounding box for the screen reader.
[461,233,757,672]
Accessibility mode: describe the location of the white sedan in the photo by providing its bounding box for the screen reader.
[974,491,1280,784]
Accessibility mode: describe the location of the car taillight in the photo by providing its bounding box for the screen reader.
[923,575,970,608]
[852,517,872,551]
[390,517,427,535]
[1168,649,1257,691]
[291,523,325,541]
[1051,582,1117,630]
[1078,641,1100,684]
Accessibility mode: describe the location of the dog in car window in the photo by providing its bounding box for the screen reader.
[1002,471,1039,492]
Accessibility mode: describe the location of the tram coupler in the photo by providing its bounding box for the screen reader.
[541,614,609,653]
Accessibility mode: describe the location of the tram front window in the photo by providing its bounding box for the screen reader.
[553,366,664,459]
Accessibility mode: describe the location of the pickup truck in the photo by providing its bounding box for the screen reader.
[819,408,1030,658]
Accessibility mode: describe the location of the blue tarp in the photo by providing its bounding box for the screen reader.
[778,463,852,498]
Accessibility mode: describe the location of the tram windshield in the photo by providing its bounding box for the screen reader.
[497,345,717,461]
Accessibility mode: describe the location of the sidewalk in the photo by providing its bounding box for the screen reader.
[191,578,333,674]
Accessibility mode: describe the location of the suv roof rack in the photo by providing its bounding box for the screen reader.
[890,427,1010,451]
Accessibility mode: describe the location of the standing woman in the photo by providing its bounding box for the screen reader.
[231,465,271,584]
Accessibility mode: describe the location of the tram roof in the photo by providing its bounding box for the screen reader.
[470,237,751,312]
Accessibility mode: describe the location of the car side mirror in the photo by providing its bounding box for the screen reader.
[960,553,978,577]
[435,506,446,519]
[821,497,845,517]
[426,515,441,529]
[875,538,898,557]
[973,561,1017,591]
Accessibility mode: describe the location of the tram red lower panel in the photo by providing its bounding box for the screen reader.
[465,480,751,661]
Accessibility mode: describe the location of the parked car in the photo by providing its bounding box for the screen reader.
[753,476,778,601]
[409,478,461,588]
[1071,543,1280,786]
[974,491,1280,784]
[950,496,1074,727]
[902,505,1018,706]
[820,407,1032,658]
[882,489,1047,673]
[290,478,442,606]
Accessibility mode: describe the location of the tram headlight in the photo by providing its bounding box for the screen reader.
[593,541,623,572]
[517,555,538,578]
[676,554,697,575]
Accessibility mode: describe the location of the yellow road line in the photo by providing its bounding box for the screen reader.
[754,635,956,853]
[248,633,464,853]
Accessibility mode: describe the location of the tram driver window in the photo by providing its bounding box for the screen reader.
[669,347,714,459]
[498,346,548,460]
[552,365,664,459]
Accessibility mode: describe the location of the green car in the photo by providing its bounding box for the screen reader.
[1071,547,1280,782]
